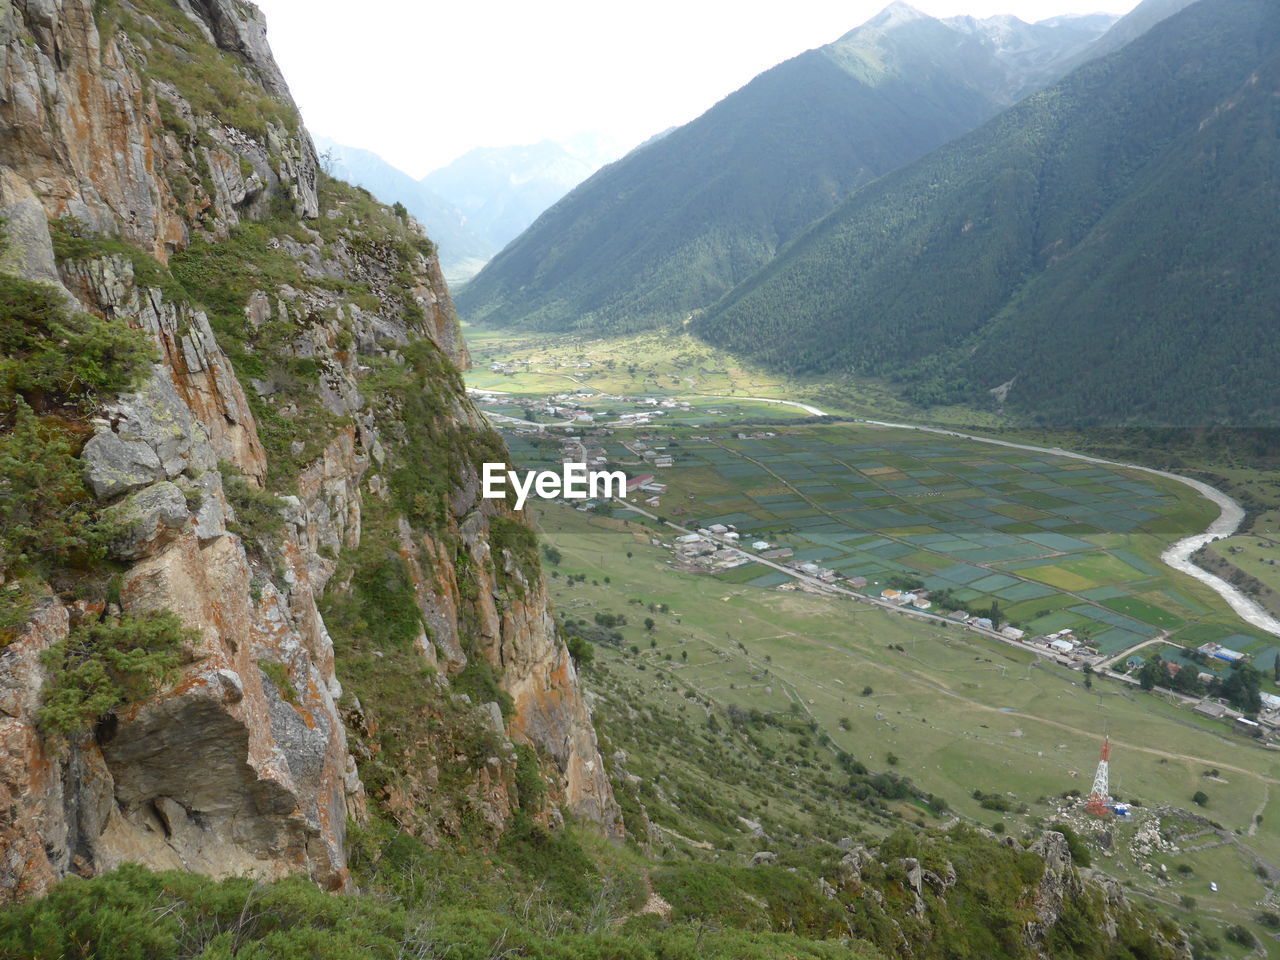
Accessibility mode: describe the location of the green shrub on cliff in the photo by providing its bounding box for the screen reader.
[0,862,884,960]
[37,610,196,738]
[0,269,153,416]
[0,261,154,580]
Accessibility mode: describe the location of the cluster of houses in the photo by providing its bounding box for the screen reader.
[1027,628,1094,659]
[625,473,667,508]
[879,588,934,611]
[1193,696,1280,740]
[672,529,751,573]
[629,438,675,468]
[487,357,592,374]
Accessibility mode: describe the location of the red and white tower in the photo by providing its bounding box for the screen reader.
[1086,737,1112,818]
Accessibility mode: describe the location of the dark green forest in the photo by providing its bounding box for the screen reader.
[694,0,1279,427]
[458,10,1098,333]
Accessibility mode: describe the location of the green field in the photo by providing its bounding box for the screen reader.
[536,503,1280,954]
[595,424,1278,664]
[472,326,1280,953]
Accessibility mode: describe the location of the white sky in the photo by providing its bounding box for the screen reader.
[252,0,1140,178]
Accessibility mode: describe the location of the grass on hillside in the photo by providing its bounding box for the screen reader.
[534,501,1280,952]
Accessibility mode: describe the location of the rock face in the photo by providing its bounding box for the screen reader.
[832,835,1190,960]
[0,0,616,903]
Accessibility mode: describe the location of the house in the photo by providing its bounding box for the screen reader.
[752,541,771,551]
[723,532,740,543]
[948,610,969,622]
[1198,642,1246,663]
[626,473,654,492]
[1261,692,1280,711]
[899,593,918,606]
[846,576,868,589]
[1235,717,1264,739]
[708,524,729,534]
[1194,701,1228,719]
[913,598,932,610]
[675,534,702,545]
[881,589,902,602]
[1001,627,1025,641]
[1049,638,1074,654]
[654,455,674,468]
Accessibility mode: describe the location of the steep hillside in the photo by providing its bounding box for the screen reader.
[0,0,616,901]
[458,3,1111,333]
[695,0,1280,426]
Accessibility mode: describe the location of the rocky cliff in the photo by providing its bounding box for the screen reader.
[833,830,1191,959]
[0,0,617,904]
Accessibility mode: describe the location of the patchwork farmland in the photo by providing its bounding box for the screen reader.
[513,423,1280,668]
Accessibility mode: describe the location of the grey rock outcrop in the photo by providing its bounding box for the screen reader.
[101,481,190,559]
[0,0,617,904]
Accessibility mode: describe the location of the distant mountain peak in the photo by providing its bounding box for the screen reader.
[863,1,931,31]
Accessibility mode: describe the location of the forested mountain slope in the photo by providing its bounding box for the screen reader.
[695,0,1280,426]
[458,3,1111,333]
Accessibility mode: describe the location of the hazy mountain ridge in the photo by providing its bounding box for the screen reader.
[422,137,622,260]
[316,135,619,284]
[457,3,1114,333]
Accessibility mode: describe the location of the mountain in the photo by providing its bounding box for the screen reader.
[421,136,622,255]
[314,138,494,283]
[316,136,620,285]
[0,0,616,899]
[693,0,1280,427]
[457,3,1114,333]
[1053,0,1199,72]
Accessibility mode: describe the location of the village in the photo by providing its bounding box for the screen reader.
[474,387,1280,750]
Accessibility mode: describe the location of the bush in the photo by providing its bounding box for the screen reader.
[220,466,288,557]
[0,268,153,578]
[566,634,594,669]
[973,789,1015,813]
[452,654,514,721]
[1048,822,1092,867]
[513,743,545,811]
[38,611,196,738]
[0,403,105,572]
[1191,790,1209,807]
[499,810,598,911]
[1225,925,1256,947]
[0,270,153,414]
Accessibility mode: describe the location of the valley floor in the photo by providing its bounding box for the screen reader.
[466,323,1280,956]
